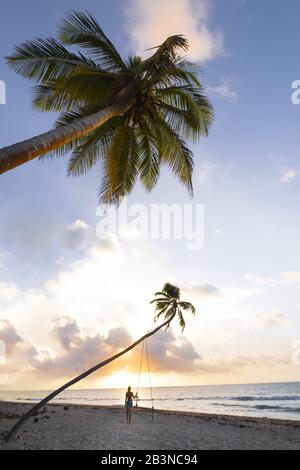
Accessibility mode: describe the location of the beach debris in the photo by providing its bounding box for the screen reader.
[0,413,22,420]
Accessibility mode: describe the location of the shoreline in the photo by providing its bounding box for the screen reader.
[1,401,299,450]
[1,400,300,428]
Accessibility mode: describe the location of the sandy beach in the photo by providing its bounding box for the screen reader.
[0,401,299,450]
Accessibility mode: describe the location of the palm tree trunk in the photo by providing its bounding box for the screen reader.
[4,314,175,442]
[0,99,133,175]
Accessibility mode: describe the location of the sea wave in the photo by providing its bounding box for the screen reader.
[213,402,300,413]
[253,404,300,412]
[228,395,300,402]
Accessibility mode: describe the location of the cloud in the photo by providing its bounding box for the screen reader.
[0,315,294,388]
[0,219,166,358]
[246,271,300,287]
[33,320,116,377]
[256,310,289,328]
[266,153,298,185]
[125,0,223,62]
[52,316,81,349]
[280,170,297,183]
[281,271,300,283]
[196,354,290,374]
[207,81,237,99]
[105,327,132,349]
[64,220,92,251]
[36,319,201,377]
[148,329,200,373]
[190,282,219,297]
[245,273,277,287]
[0,319,39,386]
[0,319,23,354]
[64,219,119,252]
[0,282,21,307]
[1,216,297,388]
[0,317,201,382]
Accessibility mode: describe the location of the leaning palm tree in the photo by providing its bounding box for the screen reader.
[0,11,213,202]
[5,283,196,442]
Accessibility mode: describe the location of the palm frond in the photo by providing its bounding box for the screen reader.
[173,58,203,88]
[32,71,119,112]
[66,116,123,174]
[59,11,126,72]
[153,304,171,323]
[153,300,172,312]
[164,307,176,320]
[55,109,91,127]
[150,297,171,304]
[153,291,170,297]
[136,120,160,191]
[32,83,84,112]
[178,301,196,316]
[67,133,103,175]
[142,35,188,71]
[126,55,143,71]
[152,59,203,89]
[99,124,140,203]
[156,85,213,138]
[158,102,201,142]
[146,108,194,195]
[135,36,189,89]
[145,55,203,90]
[177,308,186,332]
[6,37,100,83]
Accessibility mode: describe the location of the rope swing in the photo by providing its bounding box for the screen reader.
[135,338,154,420]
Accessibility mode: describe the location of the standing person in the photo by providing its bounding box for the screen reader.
[125,386,137,424]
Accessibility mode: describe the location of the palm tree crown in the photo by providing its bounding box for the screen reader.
[6,11,213,202]
[151,282,196,331]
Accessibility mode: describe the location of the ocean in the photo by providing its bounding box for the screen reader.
[1,382,300,421]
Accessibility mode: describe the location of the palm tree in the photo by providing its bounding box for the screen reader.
[151,282,196,331]
[4,283,196,442]
[0,11,213,202]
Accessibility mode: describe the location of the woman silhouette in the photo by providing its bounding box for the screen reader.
[125,386,137,424]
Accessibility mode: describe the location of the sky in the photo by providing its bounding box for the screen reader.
[0,0,300,390]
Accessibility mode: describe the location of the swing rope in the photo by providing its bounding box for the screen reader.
[145,339,154,420]
[136,340,144,396]
[136,338,154,419]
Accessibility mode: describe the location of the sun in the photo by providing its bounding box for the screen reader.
[101,371,138,390]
